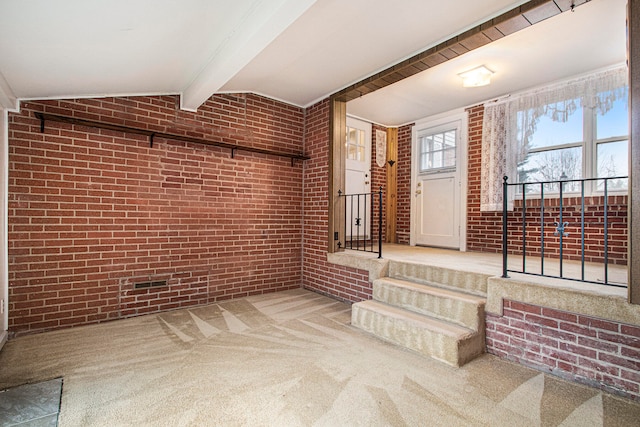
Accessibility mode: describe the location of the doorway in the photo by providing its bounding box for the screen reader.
[345,116,372,240]
[411,111,467,250]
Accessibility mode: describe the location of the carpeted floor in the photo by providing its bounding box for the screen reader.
[0,289,639,426]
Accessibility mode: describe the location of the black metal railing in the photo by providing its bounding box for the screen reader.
[338,186,383,258]
[502,175,628,287]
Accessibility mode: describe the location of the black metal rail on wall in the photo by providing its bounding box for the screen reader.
[502,175,628,288]
[338,187,383,258]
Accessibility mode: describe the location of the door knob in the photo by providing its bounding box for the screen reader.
[415,190,422,195]
[365,181,370,185]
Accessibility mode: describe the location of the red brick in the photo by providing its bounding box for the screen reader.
[622,324,640,338]
[558,342,597,359]
[525,313,559,328]
[577,357,620,377]
[578,316,620,332]
[9,94,306,334]
[598,331,640,348]
[598,353,640,371]
[541,307,578,323]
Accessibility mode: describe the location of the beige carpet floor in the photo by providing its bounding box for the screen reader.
[0,288,639,426]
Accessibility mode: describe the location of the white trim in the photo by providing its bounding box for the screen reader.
[19,91,181,103]
[0,72,17,111]
[410,109,468,250]
[0,108,8,349]
[214,89,305,109]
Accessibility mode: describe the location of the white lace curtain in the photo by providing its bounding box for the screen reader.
[480,65,628,212]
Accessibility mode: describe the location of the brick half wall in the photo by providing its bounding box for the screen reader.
[487,300,640,401]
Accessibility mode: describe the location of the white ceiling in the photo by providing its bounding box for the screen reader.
[0,0,627,126]
[346,0,627,126]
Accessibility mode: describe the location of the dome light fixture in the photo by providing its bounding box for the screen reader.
[458,65,494,87]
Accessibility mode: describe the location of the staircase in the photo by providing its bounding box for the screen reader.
[351,260,489,367]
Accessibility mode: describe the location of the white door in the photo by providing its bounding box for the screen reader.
[412,116,465,249]
[345,117,372,240]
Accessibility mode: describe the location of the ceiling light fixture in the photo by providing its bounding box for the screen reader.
[458,65,494,88]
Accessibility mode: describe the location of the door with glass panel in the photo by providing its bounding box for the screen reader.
[345,117,372,240]
[414,121,461,248]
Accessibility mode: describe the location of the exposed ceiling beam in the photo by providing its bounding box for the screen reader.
[180,0,317,111]
[332,0,590,103]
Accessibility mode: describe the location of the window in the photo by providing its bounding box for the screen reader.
[419,129,456,172]
[516,89,628,194]
[346,126,365,162]
[480,66,627,211]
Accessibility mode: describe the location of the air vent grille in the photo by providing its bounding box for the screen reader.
[134,280,168,289]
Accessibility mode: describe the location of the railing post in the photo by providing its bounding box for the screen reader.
[559,176,565,278]
[502,176,509,278]
[604,178,609,285]
[378,186,383,258]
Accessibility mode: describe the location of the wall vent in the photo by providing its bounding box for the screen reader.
[134,280,168,290]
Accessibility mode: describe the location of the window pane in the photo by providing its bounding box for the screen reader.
[443,147,456,168]
[347,144,357,160]
[597,92,628,139]
[347,128,356,144]
[431,134,443,150]
[419,129,456,172]
[518,100,583,150]
[346,127,366,162]
[597,140,628,190]
[517,146,582,192]
[443,130,456,148]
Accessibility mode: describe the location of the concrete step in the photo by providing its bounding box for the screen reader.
[373,277,485,331]
[388,260,489,296]
[351,300,485,367]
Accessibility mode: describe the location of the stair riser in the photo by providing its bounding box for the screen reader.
[389,262,489,296]
[374,283,484,331]
[351,304,484,367]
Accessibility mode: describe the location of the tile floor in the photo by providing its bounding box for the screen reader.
[0,378,62,426]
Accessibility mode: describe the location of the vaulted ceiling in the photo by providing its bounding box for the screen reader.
[0,0,627,126]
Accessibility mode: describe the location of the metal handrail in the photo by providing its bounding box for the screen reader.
[338,187,383,258]
[502,175,628,288]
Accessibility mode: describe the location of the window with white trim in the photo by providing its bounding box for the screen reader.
[516,89,628,194]
[480,66,628,211]
[419,129,456,172]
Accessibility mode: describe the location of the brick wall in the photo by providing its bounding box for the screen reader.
[465,105,627,265]
[8,94,305,334]
[396,124,414,244]
[302,100,372,302]
[487,300,640,401]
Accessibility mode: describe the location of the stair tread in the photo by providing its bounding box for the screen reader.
[388,260,489,296]
[354,300,476,338]
[376,277,486,304]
